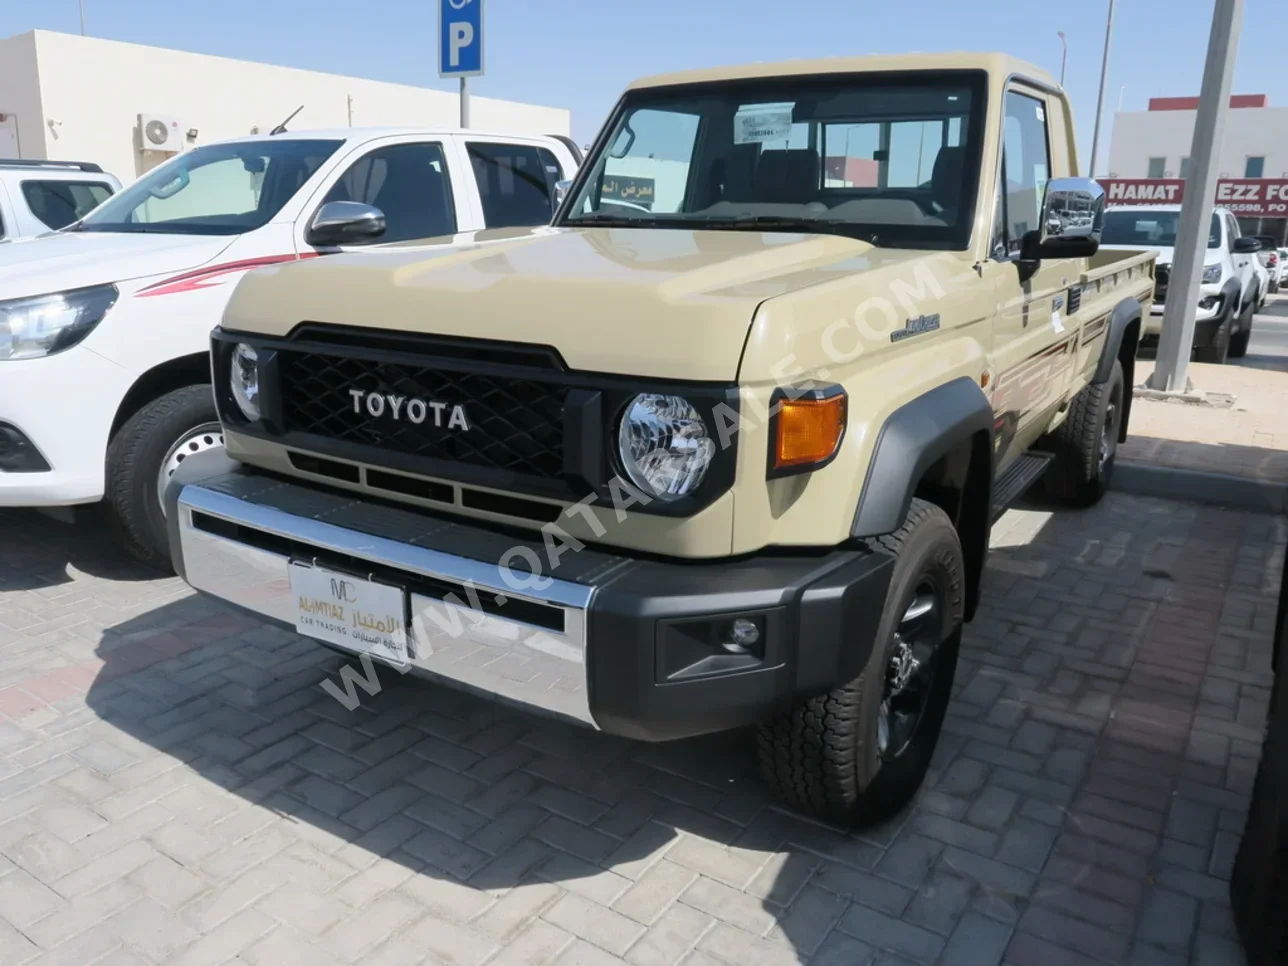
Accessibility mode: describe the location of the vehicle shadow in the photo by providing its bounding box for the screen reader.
[0,508,163,591]
[79,489,1192,963]
[86,592,937,964]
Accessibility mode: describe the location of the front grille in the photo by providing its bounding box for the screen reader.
[277,351,568,480]
[1154,265,1170,303]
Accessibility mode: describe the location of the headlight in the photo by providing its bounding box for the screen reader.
[617,394,715,502]
[1202,263,1223,284]
[0,284,117,361]
[230,343,260,421]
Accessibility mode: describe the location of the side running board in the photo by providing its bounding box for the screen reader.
[991,452,1053,522]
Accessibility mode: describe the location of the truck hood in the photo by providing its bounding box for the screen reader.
[0,231,234,299]
[224,226,925,381]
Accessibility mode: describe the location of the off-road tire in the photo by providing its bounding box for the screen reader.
[105,385,219,571]
[1229,303,1254,359]
[1196,306,1234,364]
[1043,358,1124,506]
[755,499,964,826]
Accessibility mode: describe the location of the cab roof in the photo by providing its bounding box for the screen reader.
[628,52,1055,90]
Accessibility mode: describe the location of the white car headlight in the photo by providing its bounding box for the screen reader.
[230,343,260,421]
[617,394,715,502]
[0,284,118,361]
[1201,263,1223,284]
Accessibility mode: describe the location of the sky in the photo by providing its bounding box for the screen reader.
[0,0,1279,175]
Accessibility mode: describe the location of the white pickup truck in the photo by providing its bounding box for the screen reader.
[0,159,122,240]
[0,127,579,567]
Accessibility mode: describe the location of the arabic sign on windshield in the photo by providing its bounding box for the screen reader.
[1099,178,1288,216]
[602,175,656,209]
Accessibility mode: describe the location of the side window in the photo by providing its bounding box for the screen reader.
[1000,91,1052,257]
[467,142,561,229]
[21,180,114,231]
[322,142,456,244]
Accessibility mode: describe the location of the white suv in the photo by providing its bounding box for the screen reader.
[0,160,122,241]
[0,128,579,567]
[1100,205,1261,363]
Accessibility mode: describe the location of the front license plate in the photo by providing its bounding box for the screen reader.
[289,563,409,665]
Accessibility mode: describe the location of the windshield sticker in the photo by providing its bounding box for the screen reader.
[735,110,793,144]
[1036,104,1046,123]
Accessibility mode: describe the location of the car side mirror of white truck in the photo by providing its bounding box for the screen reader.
[306,201,387,247]
[1020,177,1106,262]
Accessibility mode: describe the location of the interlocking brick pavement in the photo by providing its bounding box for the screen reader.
[0,492,1281,965]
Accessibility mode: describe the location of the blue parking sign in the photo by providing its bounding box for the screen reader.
[439,0,484,78]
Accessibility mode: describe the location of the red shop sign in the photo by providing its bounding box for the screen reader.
[1098,178,1288,217]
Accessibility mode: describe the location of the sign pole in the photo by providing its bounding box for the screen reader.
[1149,0,1244,392]
[440,0,482,127]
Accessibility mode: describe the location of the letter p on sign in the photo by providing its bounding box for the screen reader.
[449,22,474,67]
[439,0,484,78]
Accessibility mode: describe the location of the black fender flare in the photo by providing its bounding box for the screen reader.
[1093,296,1144,384]
[1220,276,1242,317]
[1241,276,1259,314]
[851,377,994,539]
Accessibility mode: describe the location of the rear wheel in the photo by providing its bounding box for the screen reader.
[756,499,964,826]
[1043,358,1124,507]
[105,386,221,571]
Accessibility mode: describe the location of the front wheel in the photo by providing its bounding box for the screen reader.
[756,499,964,826]
[1196,309,1233,364]
[1230,303,1255,359]
[105,385,222,571]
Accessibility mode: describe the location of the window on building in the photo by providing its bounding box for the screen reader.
[467,142,563,228]
[322,142,456,244]
[21,180,114,231]
[1180,157,1191,179]
[999,90,1052,256]
[1147,157,1166,179]
[1246,156,1266,178]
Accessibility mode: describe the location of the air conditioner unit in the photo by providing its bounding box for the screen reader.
[138,114,183,153]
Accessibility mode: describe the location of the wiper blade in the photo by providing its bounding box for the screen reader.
[699,216,880,244]
[565,212,651,227]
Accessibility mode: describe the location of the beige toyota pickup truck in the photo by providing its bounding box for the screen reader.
[167,53,1155,825]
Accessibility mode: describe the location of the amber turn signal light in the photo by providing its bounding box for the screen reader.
[772,390,847,473]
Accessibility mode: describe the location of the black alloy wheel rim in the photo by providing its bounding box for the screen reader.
[877,575,945,762]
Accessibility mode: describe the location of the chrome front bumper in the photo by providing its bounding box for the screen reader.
[171,465,597,727]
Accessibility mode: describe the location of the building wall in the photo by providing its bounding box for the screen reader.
[21,31,570,183]
[1106,104,1288,180]
[0,32,48,160]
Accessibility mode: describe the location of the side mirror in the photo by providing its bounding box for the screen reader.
[1020,177,1106,262]
[306,201,387,247]
[1233,236,1262,254]
[553,179,573,209]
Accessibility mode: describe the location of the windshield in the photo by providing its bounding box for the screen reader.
[77,139,343,236]
[1101,210,1221,249]
[560,70,988,249]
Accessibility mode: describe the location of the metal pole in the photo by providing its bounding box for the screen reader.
[1089,0,1116,177]
[1058,31,1068,87]
[459,77,469,129]
[1149,0,1244,392]
[78,0,85,34]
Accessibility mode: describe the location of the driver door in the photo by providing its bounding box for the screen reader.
[979,86,1079,466]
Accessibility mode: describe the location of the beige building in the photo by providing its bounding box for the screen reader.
[0,30,571,184]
